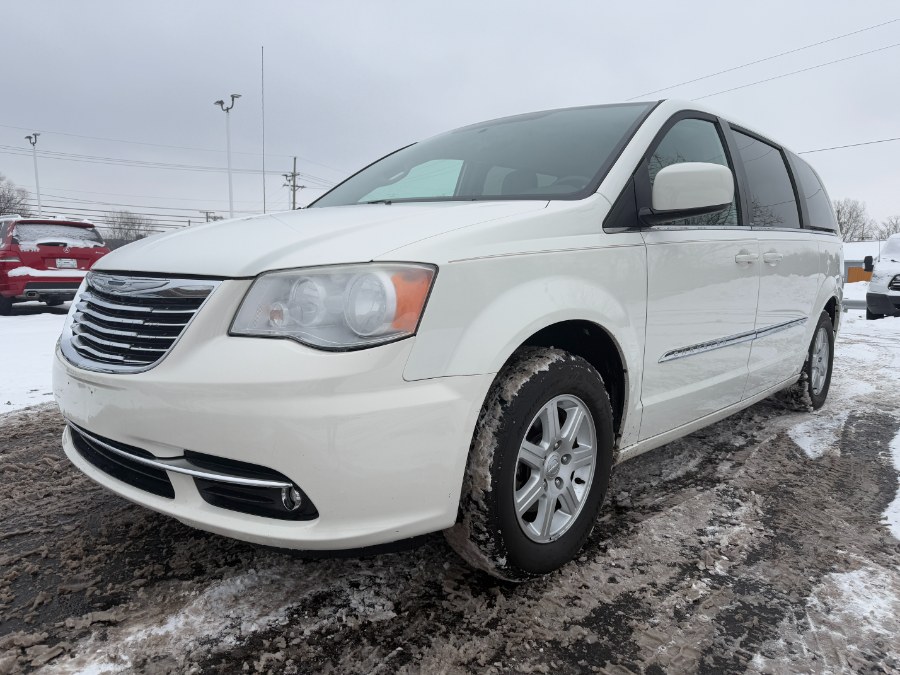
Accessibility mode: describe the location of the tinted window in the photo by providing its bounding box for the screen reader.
[648,118,739,226]
[312,103,654,206]
[790,154,838,232]
[733,131,800,228]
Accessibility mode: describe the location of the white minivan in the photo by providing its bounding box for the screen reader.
[54,100,843,580]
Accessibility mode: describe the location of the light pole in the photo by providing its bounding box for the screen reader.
[25,133,42,216]
[214,94,241,218]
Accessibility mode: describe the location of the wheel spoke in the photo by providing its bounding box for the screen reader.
[515,477,544,516]
[567,446,594,471]
[537,496,556,539]
[518,441,546,470]
[539,403,561,445]
[559,482,579,514]
[560,405,586,446]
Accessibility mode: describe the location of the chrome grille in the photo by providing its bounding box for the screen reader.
[60,273,220,373]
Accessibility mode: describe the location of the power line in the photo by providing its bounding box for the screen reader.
[0,145,336,184]
[799,136,900,154]
[0,121,348,175]
[627,17,899,100]
[695,41,900,100]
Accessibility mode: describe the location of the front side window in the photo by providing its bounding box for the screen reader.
[733,131,800,228]
[311,103,654,207]
[648,118,739,226]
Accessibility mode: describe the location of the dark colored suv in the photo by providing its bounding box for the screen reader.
[0,215,109,314]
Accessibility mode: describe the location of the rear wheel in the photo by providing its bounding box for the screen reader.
[445,347,614,581]
[44,297,64,307]
[803,311,835,409]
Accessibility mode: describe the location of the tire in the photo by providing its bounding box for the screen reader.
[792,311,834,410]
[0,297,12,316]
[444,347,614,581]
[866,308,883,320]
[44,297,64,307]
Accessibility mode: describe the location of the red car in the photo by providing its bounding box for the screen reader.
[0,216,109,315]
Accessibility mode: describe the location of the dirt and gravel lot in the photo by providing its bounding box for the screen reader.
[1,311,899,674]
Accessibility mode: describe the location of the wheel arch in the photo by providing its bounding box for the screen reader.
[517,320,628,440]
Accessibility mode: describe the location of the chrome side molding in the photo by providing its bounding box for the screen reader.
[660,317,807,363]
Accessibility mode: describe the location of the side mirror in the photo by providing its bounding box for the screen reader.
[863,255,874,272]
[642,162,734,225]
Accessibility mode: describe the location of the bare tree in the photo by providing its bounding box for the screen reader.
[0,174,32,216]
[879,215,900,239]
[103,210,154,244]
[833,198,877,242]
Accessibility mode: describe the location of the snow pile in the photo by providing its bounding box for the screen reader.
[787,412,848,459]
[842,281,868,303]
[0,309,67,411]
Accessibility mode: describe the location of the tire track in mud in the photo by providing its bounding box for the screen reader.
[2,326,900,673]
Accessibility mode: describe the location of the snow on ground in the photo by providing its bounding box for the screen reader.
[0,304,68,413]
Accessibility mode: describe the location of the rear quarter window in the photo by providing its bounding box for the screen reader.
[789,154,839,233]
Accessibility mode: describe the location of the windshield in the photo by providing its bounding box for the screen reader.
[881,235,900,261]
[13,223,105,247]
[311,103,654,207]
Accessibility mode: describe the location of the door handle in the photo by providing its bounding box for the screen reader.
[763,251,783,266]
[734,251,759,264]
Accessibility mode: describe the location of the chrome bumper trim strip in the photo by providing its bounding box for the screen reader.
[68,423,292,489]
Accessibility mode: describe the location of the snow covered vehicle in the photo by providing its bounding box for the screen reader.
[0,216,108,314]
[53,100,842,580]
[865,233,900,319]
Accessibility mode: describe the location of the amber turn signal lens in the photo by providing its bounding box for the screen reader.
[391,269,433,332]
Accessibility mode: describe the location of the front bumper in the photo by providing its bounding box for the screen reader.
[866,292,900,316]
[54,312,493,549]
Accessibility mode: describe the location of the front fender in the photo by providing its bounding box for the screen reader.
[403,245,647,408]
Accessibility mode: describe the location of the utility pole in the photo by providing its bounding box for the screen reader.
[214,94,241,218]
[282,157,306,210]
[25,133,42,216]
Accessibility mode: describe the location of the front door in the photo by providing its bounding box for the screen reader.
[637,116,760,441]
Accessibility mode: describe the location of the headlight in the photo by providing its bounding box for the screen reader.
[230,263,436,350]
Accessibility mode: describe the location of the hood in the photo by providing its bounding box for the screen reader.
[95,201,547,277]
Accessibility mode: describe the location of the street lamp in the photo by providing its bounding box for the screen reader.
[214,94,241,218]
[25,133,42,216]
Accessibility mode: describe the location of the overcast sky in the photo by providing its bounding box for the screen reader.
[2,1,899,229]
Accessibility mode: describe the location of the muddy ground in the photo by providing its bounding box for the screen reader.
[1,313,899,674]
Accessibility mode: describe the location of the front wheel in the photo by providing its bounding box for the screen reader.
[444,347,614,581]
[866,308,883,320]
[0,297,12,316]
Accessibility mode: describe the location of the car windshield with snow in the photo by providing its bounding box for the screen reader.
[0,217,109,315]
[53,100,843,580]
